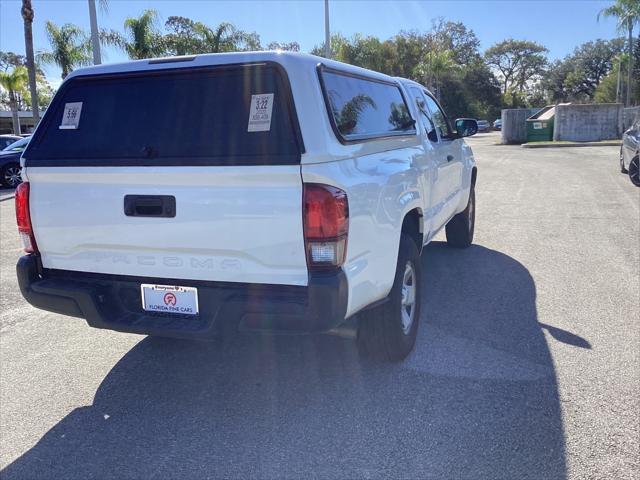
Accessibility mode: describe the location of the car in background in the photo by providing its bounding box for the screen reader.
[477,119,491,132]
[0,134,22,150]
[620,115,639,187]
[0,136,30,188]
[493,118,502,131]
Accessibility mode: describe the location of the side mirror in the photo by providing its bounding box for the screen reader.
[455,118,478,137]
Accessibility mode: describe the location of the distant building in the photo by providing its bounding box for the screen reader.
[0,111,41,135]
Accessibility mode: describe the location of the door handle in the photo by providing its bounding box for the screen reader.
[124,195,176,217]
[447,155,454,162]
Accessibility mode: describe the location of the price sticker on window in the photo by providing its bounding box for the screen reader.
[247,94,274,132]
[59,102,83,130]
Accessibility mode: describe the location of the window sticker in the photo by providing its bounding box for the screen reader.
[59,102,83,130]
[247,93,274,132]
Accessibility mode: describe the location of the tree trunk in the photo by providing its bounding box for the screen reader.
[21,0,39,123]
[9,91,21,135]
[88,0,101,65]
[627,20,634,107]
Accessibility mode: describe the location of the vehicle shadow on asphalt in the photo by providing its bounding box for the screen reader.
[1,242,569,479]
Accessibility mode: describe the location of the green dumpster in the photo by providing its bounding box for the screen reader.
[526,106,556,142]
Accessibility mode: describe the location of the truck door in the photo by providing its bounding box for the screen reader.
[407,86,439,236]
[414,89,464,233]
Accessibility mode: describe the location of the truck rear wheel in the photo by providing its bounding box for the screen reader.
[357,234,421,362]
[445,185,475,248]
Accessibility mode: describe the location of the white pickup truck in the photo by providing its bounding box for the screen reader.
[16,52,477,361]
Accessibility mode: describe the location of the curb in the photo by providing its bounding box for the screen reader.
[522,141,621,149]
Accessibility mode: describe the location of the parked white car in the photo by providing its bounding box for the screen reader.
[620,114,639,187]
[16,52,477,361]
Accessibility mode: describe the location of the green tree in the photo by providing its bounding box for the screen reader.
[38,22,92,79]
[312,33,398,74]
[192,22,260,53]
[485,39,548,106]
[391,30,429,77]
[414,49,458,100]
[266,41,300,52]
[0,66,28,134]
[593,65,622,103]
[0,52,26,72]
[108,9,165,59]
[163,16,263,56]
[428,18,481,66]
[598,0,640,106]
[544,38,625,102]
[21,0,39,122]
[163,16,200,55]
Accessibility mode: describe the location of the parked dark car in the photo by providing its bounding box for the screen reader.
[0,134,22,150]
[476,119,491,132]
[493,118,502,131]
[0,136,30,188]
[620,116,639,187]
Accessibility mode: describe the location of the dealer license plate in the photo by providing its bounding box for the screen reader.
[141,284,199,316]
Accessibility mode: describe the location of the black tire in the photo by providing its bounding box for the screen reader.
[357,234,421,362]
[1,162,22,188]
[629,156,640,187]
[620,149,628,174]
[445,185,475,248]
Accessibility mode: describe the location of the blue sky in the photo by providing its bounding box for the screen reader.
[0,0,622,86]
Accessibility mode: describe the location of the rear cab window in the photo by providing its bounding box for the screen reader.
[24,62,304,167]
[317,65,415,144]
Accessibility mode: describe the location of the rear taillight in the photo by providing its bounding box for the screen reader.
[15,182,37,254]
[303,183,348,269]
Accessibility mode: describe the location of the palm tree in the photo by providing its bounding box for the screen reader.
[0,66,28,134]
[195,22,261,53]
[109,10,165,59]
[38,22,92,79]
[599,0,640,106]
[21,0,39,122]
[195,22,239,53]
[414,50,458,100]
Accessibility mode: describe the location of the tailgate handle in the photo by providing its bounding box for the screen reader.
[124,195,176,218]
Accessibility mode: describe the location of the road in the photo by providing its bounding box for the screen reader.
[1,132,638,479]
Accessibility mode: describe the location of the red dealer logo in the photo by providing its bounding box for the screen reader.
[163,292,177,306]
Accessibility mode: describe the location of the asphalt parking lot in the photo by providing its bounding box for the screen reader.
[0,132,638,479]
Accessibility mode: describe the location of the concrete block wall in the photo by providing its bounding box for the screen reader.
[501,108,539,144]
[623,106,640,130]
[553,103,623,142]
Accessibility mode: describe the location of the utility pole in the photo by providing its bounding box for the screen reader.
[88,0,101,65]
[324,0,331,59]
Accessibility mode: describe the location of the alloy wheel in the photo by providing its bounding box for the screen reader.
[400,262,416,335]
[3,166,21,188]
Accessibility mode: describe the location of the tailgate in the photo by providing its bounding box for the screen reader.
[23,62,309,286]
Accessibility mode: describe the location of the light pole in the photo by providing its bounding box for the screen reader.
[616,58,621,104]
[88,0,101,65]
[324,0,331,58]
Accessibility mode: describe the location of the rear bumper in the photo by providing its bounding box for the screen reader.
[16,255,348,339]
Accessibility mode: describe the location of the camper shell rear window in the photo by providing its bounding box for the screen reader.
[24,62,304,167]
